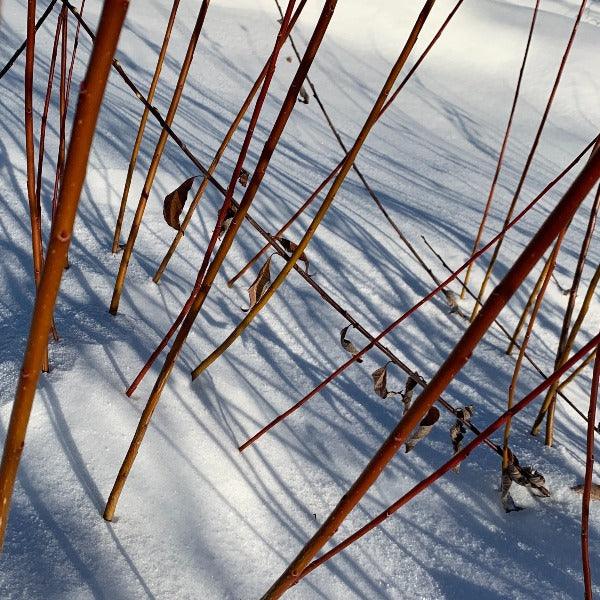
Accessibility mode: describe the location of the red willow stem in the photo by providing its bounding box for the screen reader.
[0,0,130,551]
[51,5,69,220]
[582,346,600,600]
[298,335,600,582]
[460,0,541,299]
[471,0,589,321]
[239,134,600,452]
[261,146,600,600]
[103,0,338,522]
[35,8,63,218]
[227,0,464,288]
[24,0,49,373]
[64,0,87,110]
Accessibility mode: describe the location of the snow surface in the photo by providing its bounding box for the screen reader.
[0,0,599,598]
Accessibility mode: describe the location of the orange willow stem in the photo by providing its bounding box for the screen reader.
[191,0,438,380]
[103,0,337,522]
[152,0,309,283]
[0,0,130,551]
[296,335,600,584]
[261,145,600,600]
[542,179,599,443]
[582,347,599,600]
[24,0,49,372]
[460,0,540,300]
[109,0,212,315]
[227,0,462,288]
[112,0,181,254]
[531,263,600,440]
[506,258,549,356]
[502,231,565,468]
[470,0,588,322]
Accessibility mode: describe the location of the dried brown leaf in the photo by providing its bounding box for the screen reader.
[402,375,418,413]
[298,84,309,104]
[163,176,195,231]
[405,406,440,453]
[276,236,310,272]
[371,364,389,399]
[219,205,237,239]
[340,324,362,363]
[244,255,273,312]
[507,454,548,496]
[449,405,473,473]
[442,288,467,319]
[239,168,250,187]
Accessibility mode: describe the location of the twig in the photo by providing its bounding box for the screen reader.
[582,346,600,600]
[0,0,59,80]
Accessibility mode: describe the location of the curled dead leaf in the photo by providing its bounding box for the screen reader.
[401,375,418,413]
[239,168,250,187]
[405,406,440,453]
[450,405,474,472]
[244,255,273,312]
[340,324,362,363]
[163,176,195,231]
[219,205,237,239]
[276,236,310,272]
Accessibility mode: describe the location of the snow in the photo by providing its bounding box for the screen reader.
[0,0,599,598]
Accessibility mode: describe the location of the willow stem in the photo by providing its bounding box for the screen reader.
[111,0,182,254]
[0,0,130,551]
